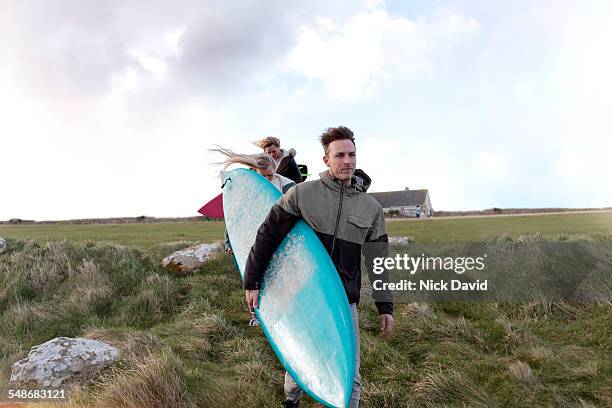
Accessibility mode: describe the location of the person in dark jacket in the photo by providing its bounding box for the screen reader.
[254,136,303,184]
[245,126,393,408]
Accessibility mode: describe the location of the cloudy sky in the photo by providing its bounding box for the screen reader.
[1,0,611,220]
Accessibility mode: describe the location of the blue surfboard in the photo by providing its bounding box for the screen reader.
[222,168,356,408]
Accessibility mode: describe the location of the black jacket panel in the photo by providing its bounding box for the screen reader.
[277,155,303,185]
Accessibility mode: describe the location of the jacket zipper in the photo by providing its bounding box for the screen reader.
[330,182,345,257]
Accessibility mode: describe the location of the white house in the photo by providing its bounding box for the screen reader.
[369,188,433,217]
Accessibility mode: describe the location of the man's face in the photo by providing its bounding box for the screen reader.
[323,139,356,182]
[264,145,282,160]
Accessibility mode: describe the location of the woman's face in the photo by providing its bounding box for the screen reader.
[257,165,275,181]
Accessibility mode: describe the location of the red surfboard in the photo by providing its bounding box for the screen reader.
[198,193,224,219]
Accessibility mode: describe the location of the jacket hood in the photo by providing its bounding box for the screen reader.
[281,148,296,158]
[319,168,372,194]
[352,168,371,192]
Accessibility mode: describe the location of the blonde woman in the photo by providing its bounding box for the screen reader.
[211,146,295,194]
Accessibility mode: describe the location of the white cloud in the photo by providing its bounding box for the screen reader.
[128,51,168,80]
[358,137,402,168]
[478,2,612,145]
[474,1,612,207]
[2,1,611,220]
[555,151,591,178]
[476,152,509,180]
[286,7,479,100]
[550,149,612,208]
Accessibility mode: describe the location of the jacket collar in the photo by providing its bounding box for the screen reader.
[319,170,364,195]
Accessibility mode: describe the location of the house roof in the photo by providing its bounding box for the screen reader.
[368,189,428,208]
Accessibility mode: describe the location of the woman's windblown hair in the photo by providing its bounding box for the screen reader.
[210,146,274,171]
[253,136,280,150]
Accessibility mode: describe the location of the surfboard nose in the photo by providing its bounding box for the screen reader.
[220,170,233,188]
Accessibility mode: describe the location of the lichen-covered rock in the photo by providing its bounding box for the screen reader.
[162,242,220,274]
[389,236,415,245]
[0,236,6,254]
[10,337,119,387]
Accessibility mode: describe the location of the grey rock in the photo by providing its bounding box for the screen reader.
[162,242,221,274]
[10,337,119,387]
[389,236,415,245]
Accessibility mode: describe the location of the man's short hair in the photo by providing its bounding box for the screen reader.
[320,126,355,155]
[254,136,280,150]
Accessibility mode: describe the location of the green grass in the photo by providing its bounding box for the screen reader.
[0,214,611,407]
[0,221,226,249]
[386,211,612,242]
[1,212,611,249]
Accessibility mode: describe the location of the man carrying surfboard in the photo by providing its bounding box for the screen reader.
[244,126,393,408]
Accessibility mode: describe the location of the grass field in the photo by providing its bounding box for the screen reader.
[0,212,610,407]
[0,221,226,249]
[1,211,611,249]
[385,211,612,242]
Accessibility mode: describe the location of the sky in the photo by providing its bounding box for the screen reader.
[1,0,611,221]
